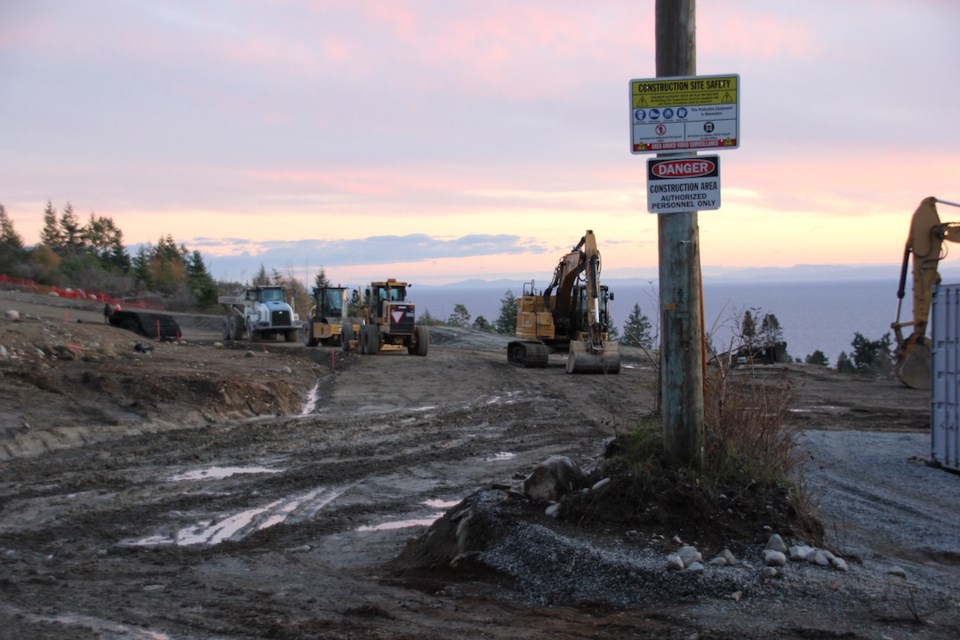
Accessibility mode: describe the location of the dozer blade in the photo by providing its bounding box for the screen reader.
[566,340,621,374]
[896,342,931,390]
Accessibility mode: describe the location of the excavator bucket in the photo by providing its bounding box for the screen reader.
[566,339,621,374]
[896,340,932,390]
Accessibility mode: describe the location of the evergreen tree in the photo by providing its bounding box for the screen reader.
[447,303,471,327]
[472,315,492,331]
[759,313,783,344]
[606,311,620,340]
[252,264,270,286]
[850,332,894,378]
[495,290,518,334]
[621,302,654,348]
[0,204,24,250]
[805,350,829,367]
[0,204,26,273]
[186,250,218,308]
[131,245,152,290]
[59,202,83,254]
[39,200,63,250]
[836,351,855,374]
[741,309,757,345]
[314,267,332,290]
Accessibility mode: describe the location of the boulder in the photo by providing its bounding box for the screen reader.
[523,455,585,503]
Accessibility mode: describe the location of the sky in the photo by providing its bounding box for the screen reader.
[2,0,959,287]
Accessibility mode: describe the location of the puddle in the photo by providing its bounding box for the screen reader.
[22,612,172,639]
[356,498,460,532]
[167,466,283,481]
[299,382,320,415]
[789,405,845,414]
[484,451,516,462]
[122,480,365,547]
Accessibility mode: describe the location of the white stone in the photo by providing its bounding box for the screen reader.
[677,545,702,568]
[590,477,610,491]
[4,310,20,321]
[684,562,705,574]
[763,550,787,567]
[789,545,815,561]
[666,553,685,571]
[765,533,787,553]
[544,503,561,518]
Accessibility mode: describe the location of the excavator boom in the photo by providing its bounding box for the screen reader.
[892,197,960,388]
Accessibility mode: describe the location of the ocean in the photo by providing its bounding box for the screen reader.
[410,279,907,366]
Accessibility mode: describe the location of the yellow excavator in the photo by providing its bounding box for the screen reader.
[507,230,621,374]
[892,196,960,389]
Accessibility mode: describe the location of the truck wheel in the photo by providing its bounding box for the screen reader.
[342,323,354,352]
[364,324,380,355]
[414,325,429,356]
[304,323,319,347]
[222,317,232,341]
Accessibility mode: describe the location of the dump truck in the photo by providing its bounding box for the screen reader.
[508,230,620,374]
[342,279,428,356]
[219,285,300,342]
[303,286,348,347]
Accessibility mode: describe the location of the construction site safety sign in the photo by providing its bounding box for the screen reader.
[647,155,720,214]
[629,74,739,153]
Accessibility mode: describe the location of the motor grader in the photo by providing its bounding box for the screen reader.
[508,230,620,374]
[341,279,429,356]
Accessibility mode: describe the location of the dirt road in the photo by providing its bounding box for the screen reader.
[0,290,957,639]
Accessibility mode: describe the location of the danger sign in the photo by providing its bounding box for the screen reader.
[647,155,721,214]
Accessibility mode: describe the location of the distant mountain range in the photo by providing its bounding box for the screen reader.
[419,264,960,289]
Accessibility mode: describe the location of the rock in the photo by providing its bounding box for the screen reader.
[763,550,787,567]
[590,477,610,491]
[789,544,815,561]
[730,590,743,602]
[761,566,779,579]
[810,549,831,566]
[830,556,849,572]
[5,310,20,321]
[677,545,701,568]
[887,566,908,579]
[522,455,585,503]
[665,553,685,571]
[684,561,705,574]
[765,533,787,553]
[544,503,561,518]
[720,548,737,565]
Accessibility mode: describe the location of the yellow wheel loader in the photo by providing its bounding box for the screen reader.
[892,196,960,389]
[508,230,620,374]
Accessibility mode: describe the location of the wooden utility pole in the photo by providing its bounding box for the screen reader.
[655,0,704,468]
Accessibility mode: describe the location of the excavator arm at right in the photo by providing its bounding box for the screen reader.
[892,196,960,388]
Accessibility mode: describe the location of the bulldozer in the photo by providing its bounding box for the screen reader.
[342,279,429,356]
[507,230,620,374]
[892,196,960,389]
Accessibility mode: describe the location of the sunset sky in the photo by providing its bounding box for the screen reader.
[2,1,958,286]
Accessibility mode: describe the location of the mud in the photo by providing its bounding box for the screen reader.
[0,289,957,639]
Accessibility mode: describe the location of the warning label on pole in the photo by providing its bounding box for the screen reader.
[647,155,721,214]
[629,74,739,153]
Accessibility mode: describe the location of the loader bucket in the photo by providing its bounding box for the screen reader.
[566,340,621,374]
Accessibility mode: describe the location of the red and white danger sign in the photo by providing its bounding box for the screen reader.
[646,155,721,214]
